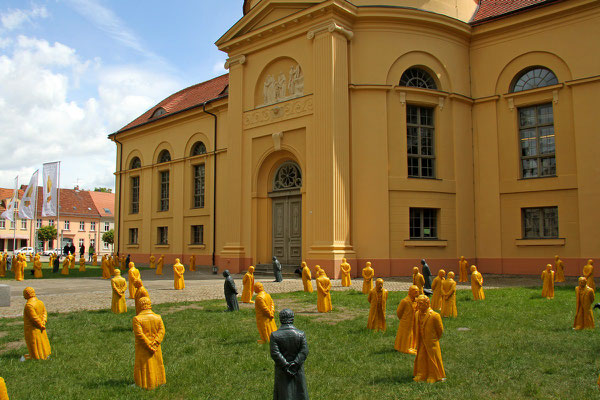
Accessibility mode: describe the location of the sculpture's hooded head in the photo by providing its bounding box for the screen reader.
[376,278,384,291]
[408,285,419,299]
[366,262,371,268]
[139,296,152,311]
[460,255,465,260]
[114,269,121,276]
[588,259,594,265]
[23,287,35,299]
[279,308,294,325]
[413,266,419,274]
[301,261,307,268]
[579,276,588,288]
[438,269,446,278]
[223,269,230,278]
[342,258,346,263]
[555,255,559,260]
[254,281,264,294]
[470,265,477,273]
[272,256,276,261]
[318,269,326,277]
[129,262,135,269]
[546,264,552,272]
[133,278,143,289]
[416,294,430,312]
[448,271,455,280]
[248,266,255,274]
[175,258,181,264]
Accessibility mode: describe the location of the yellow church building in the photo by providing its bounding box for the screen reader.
[109,0,600,278]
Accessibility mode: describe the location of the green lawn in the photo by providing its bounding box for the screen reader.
[0,262,105,280]
[1,285,599,399]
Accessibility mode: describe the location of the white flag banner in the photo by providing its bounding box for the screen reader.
[1,176,18,222]
[18,170,39,220]
[42,162,59,217]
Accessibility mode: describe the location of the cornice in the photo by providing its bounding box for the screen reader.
[307,20,354,40]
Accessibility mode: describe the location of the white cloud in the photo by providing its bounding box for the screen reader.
[213,59,227,74]
[0,35,182,191]
[1,5,48,31]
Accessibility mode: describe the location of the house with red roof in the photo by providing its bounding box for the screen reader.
[109,0,599,277]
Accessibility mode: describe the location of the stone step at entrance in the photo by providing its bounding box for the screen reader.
[254,263,301,277]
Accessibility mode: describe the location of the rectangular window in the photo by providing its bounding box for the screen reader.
[91,221,96,231]
[409,208,438,239]
[157,226,168,245]
[79,221,85,231]
[407,105,435,178]
[104,222,110,232]
[20,220,27,230]
[36,219,42,229]
[522,207,558,239]
[160,170,169,211]
[193,164,205,208]
[129,228,138,245]
[131,176,140,214]
[0,220,4,228]
[90,239,95,249]
[519,103,556,178]
[191,225,204,245]
[64,220,70,230]
[10,220,15,229]
[103,241,109,250]
[79,238,84,247]
[49,219,54,226]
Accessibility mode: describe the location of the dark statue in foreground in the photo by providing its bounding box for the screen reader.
[273,256,283,282]
[223,270,239,311]
[421,259,432,291]
[270,309,309,400]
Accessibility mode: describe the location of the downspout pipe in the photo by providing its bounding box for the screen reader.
[113,135,123,256]
[202,102,218,267]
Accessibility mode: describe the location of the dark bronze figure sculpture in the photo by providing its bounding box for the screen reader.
[270,309,309,400]
[223,270,239,311]
[273,256,283,282]
[421,259,432,290]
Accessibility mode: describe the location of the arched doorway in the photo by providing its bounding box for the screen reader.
[269,161,302,266]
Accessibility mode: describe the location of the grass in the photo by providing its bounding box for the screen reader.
[0,262,106,280]
[1,285,599,399]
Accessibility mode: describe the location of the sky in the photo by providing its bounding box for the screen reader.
[0,0,244,191]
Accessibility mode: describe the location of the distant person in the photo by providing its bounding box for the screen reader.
[70,243,76,257]
[63,244,69,256]
[79,244,85,258]
[88,246,94,262]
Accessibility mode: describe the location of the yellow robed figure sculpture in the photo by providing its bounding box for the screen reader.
[413,295,445,383]
[430,270,445,311]
[583,259,595,292]
[92,253,97,266]
[395,285,418,354]
[173,259,185,290]
[134,279,150,315]
[33,254,43,278]
[22,287,51,360]
[367,278,387,331]
[149,255,156,269]
[412,267,425,295]
[440,272,457,318]
[155,255,164,275]
[111,269,127,314]
[362,262,374,294]
[101,255,110,279]
[458,256,468,283]
[554,255,565,282]
[574,276,594,330]
[254,282,277,344]
[133,297,166,390]
[79,256,86,272]
[541,264,555,299]
[316,269,332,313]
[0,376,8,400]
[61,257,70,275]
[69,254,75,269]
[128,262,141,298]
[241,266,255,303]
[0,254,5,278]
[301,261,313,293]
[470,265,485,300]
[340,258,351,287]
[189,255,196,272]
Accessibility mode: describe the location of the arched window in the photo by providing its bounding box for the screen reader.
[273,162,302,191]
[130,157,141,169]
[151,107,167,118]
[511,67,558,93]
[157,150,171,163]
[191,141,207,156]
[399,67,438,90]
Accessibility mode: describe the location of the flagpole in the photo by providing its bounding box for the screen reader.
[57,162,61,254]
[12,178,17,256]
[33,177,39,253]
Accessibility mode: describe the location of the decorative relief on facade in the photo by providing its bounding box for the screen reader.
[273,162,302,191]
[244,95,313,129]
[263,64,304,106]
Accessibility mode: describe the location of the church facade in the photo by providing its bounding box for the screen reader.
[110,0,600,277]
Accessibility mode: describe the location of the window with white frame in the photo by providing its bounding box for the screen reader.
[0,220,5,229]
[64,220,70,230]
[79,221,85,231]
[90,239,95,249]
[103,241,109,249]
[79,239,84,247]
[10,220,14,229]
[104,222,110,232]
[49,219,54,226]
[91,221,96,231]
[20,219,27,230]
[36,219,42,229]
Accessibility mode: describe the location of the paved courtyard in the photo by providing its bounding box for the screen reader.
[0,268,577,318]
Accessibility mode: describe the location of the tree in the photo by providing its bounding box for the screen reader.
[37,225,57,249]
[102,229,114,245]
[94,187,113,193]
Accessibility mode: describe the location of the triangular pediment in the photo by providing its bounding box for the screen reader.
[216,0,323,48]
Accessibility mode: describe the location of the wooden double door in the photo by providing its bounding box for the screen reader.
[272,194,301,266]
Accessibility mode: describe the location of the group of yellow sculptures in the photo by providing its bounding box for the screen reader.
[0,251,99,280]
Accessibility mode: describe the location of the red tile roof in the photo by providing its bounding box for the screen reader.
[89,191,115,217]
[1,187,101,218]
[115,74,229,134]
[470,0,562,24]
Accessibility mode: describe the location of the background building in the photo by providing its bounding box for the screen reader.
[110,0,600,277]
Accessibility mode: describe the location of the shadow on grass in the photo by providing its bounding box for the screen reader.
[372,347,398,355]
[83,378,131,389]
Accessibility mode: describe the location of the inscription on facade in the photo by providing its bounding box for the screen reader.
[244,95,313,129]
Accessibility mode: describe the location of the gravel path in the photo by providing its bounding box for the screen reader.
[0,269,578,318]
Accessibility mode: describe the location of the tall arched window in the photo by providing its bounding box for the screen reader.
[511,67,558,92]
[157,150,171,163]
[399,67,438,90]
[273,162,302,191]
[130,157,141,169]
[191,141,207,156]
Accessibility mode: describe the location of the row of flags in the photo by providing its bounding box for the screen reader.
[1,161,60,222]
